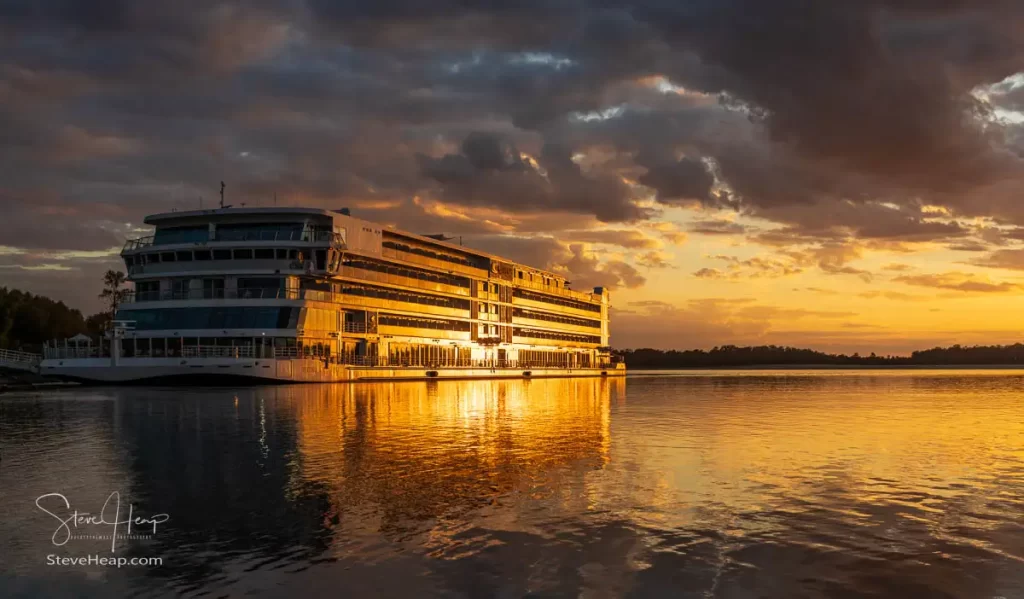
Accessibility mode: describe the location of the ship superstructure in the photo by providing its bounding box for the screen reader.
[42,207,625,383]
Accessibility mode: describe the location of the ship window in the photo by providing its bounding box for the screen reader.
[254,248,274,260]
[202,278,224,299]
[124,256,134,267]
[233,249,253,260]
[518,272,523,279]
[213,249,231,260]
[160,252,176,262]
[275,249,288,259]
[171,279,191,296]
[115,307,297,330]
[153,226,208,245]
[215,223,303,242]
[288,249,299,260]
[175,251,193,262]
[194,250,211,261]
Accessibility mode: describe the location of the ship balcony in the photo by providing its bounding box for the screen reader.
[513,276,602,303]
[510,315,603,336]
[337,265,471,297]
[381,246,487,278]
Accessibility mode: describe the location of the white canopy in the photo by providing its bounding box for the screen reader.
[67,333,92,345]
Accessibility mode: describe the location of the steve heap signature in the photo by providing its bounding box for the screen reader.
[35,492,170,553]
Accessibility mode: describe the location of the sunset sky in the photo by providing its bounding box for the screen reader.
[4,1,1024,354]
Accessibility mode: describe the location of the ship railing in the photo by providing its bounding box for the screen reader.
[213,229,343,245]
[514,276,602,303]
[123,236,156,251]
[127,288,306,302]
[43,346,104,359]
[122,230,344,253]
[182,346,259,358]
[38,344,600,369]
[336,265,471,296]
[381,247,487,276]
[343,322,368,334]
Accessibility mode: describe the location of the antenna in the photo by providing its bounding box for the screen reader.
[219,181,225,208]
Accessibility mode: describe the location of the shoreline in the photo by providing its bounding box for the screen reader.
[627,364,1024,371]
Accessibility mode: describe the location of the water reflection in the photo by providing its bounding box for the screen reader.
[0,378,622,597]
[3,372,1024,598]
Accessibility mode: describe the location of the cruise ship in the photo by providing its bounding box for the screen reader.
[41,207,626,383]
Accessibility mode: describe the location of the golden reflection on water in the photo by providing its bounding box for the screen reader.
[278,377,622,534]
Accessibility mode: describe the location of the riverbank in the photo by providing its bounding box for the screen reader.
[628,364,1024,371]
[0,371,78,393]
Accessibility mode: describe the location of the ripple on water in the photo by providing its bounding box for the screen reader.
[1,373,1024,597]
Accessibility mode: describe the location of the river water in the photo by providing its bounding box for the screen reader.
[2,370,1023,598]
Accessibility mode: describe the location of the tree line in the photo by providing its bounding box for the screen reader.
[615,345,1024,368]
[0,271,127,351]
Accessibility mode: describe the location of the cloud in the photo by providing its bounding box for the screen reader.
[636,250,674,269]
[419,132,645,222]
[687,218,748,236]
[561,229,661,249]
[970,248,1024,271]
[893,271,1019,293]
[857,290,930,302]
[637,156,715,205]
[613,297,883,352]
[6,0,1024,322]
[466,235,646,291]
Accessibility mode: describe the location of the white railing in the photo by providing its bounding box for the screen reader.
[37,342,600,370]
[183,346,261,358]
[0,348,41,366]
[43,347,103,359]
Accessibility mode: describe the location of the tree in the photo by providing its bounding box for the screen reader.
[99,270,129,320]
[85,312,112,337]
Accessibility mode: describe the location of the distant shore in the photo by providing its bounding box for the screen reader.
[627,364,1024,371]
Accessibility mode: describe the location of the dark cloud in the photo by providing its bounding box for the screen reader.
[637,156,715,204]
[419,132,645,221]
[5,0,1024,309]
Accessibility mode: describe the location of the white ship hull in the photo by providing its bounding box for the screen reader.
[40,357,626,384]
